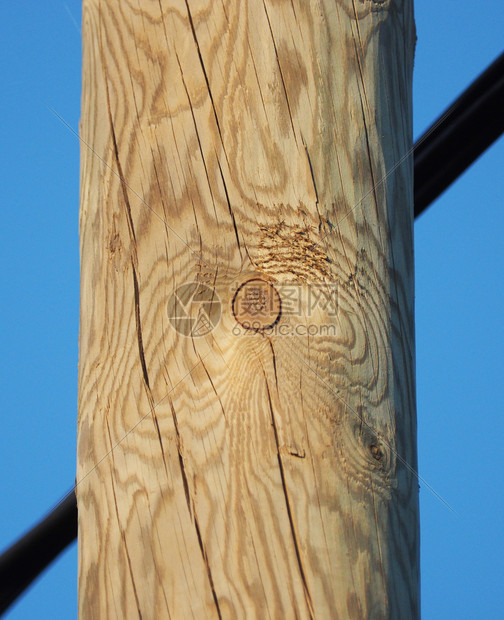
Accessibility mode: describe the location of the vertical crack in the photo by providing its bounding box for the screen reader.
[184,0,229,167]
[168,399,192,517]
[262,369,314,619]
[217,158,242,256]
[193,507,223,619]
[131,258,168,474]
[106,421,144,619]
[262,0,298,146]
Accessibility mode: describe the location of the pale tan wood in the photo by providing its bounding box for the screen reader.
[77,1,418,618]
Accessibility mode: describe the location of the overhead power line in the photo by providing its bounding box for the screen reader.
[0,492,77,615]
[1,50,503,618]
[414,50,504,217]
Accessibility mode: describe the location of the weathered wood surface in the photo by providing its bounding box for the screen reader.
[77,0,418,618]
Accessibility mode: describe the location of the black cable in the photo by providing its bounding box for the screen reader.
[414,50,504,217]
[1,49,503,618]
[0,491,77,615]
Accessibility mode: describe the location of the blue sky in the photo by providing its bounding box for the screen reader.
[1,2,503,618]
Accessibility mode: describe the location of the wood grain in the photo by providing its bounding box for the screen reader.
[77,0,418,617]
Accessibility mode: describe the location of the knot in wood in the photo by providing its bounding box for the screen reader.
[232,279,281,331]
[369,443,384,461]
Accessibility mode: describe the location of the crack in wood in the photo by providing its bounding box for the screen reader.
[193,507,223,620]
[263,368,314,619]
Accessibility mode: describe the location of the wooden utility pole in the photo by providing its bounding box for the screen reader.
[77,1,418,618]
